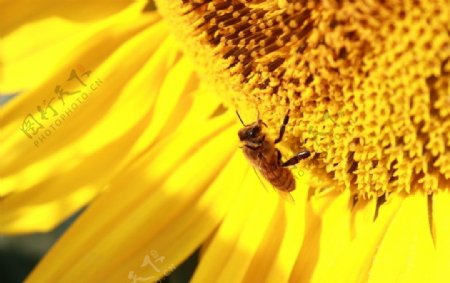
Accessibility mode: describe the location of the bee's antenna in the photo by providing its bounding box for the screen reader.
[254,104,268,127]
[236,110,246,126]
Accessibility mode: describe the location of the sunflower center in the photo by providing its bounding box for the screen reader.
[156,0,450,198]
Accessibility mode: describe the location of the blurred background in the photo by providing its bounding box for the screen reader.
[0,208,199,283]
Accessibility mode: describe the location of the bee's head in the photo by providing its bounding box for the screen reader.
[238,121,264,142]
[236,111,266,145]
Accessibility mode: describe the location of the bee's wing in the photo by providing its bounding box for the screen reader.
[250,166,270,193]
[278,191,295,204]
[255,154,296,204]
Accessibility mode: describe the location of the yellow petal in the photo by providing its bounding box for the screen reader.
[191,169,280,283]
[0,21,193,234]
[319,193,434,283]
[349,196,378,239]
[0,0,149,93]
[431,190,450,282]
[245,179,310,283]
[367,192,436,283]
[26,112,238,283]
[290,189,353,282]
[191,167,310,283]
[320,194,402,283]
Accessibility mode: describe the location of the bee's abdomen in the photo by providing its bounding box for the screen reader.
[263,167,295,192]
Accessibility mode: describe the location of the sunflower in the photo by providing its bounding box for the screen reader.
[1,0,449,282]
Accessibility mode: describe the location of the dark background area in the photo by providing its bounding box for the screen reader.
[0,210,199,283]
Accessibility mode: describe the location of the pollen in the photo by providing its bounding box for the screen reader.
[156,0,450,198]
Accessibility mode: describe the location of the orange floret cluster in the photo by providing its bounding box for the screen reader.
[156,0,450,198]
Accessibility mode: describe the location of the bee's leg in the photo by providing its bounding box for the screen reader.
[282,150,311,167]
[245,142,261,149]
[275,148,283,165]
[274,110,290,144]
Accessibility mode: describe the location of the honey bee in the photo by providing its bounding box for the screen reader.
[237,110,311,192]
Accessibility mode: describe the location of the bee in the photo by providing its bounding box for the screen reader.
[237,110,311,192]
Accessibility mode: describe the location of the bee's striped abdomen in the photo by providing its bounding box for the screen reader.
[260,163,296,192]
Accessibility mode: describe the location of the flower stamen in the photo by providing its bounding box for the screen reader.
[157,0,450,198]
